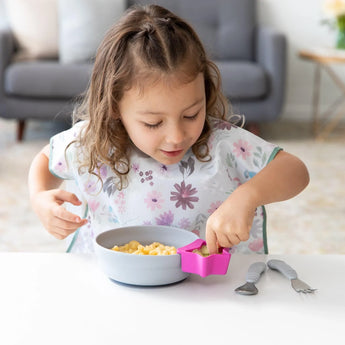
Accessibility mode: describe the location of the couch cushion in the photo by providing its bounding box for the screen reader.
[216,61,267,100]
[58,0,125,64]
[128,0,256,60]
[3,0,58,60]
[4,61,92,99]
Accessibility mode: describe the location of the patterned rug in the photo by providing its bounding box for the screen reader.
[1,118,344,254]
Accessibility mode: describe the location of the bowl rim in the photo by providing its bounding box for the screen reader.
[94,225,199,258]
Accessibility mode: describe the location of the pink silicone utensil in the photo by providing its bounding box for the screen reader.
[177,239,231,277]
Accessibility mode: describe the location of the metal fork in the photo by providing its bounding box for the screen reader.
[267,259,317,293]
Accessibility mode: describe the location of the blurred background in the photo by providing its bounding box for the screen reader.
[0,0,344,254]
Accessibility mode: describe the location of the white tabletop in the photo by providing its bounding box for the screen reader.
[0,253,344,345]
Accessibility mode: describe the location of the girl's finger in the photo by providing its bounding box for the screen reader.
[52,217,87,231]
[227,233,241,247]
[215,232,235,249]
[53,205,86,223]
[206,229,219,255]
[54,190,82,206]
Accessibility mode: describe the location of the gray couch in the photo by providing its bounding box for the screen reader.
[0,0,286,140]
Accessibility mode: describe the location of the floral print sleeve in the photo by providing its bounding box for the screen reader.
[211,119,282,184]
[49,121,85,180]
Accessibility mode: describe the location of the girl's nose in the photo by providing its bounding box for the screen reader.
[165,123,185,145]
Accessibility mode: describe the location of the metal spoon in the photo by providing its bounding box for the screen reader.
[235,262,266,295]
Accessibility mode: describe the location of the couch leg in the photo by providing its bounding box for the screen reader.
[245,122,260,136]
[17,120,26,141]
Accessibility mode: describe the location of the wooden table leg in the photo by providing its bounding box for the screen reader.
[317,107,345,140]
[311,63,321,136]
[17,119,26,141]
[312,63,345,140]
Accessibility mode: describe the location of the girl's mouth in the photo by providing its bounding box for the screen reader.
[161,149,184,157]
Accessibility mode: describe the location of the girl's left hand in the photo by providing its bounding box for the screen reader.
[205,188,257,254]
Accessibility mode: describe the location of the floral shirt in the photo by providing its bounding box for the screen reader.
[50,118,281,254]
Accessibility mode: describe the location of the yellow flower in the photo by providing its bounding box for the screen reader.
[323,0,345,17]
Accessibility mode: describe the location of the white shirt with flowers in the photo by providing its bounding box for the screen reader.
[49,117,281,254]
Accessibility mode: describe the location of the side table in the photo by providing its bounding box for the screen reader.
[299,47,345,140]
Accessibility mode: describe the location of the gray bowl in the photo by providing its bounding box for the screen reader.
[94,225,199,286]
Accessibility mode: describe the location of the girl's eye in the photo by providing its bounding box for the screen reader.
[144,121,162,129]
[184,113,198,121]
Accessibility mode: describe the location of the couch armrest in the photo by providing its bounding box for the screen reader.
[255,26,287,118]
[0,28,15,97]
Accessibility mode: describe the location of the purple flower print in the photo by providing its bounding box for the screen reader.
[88,199,100,213]
[160,164,168,174]
[99,164,108,180]
[214,119,232,131]
[138,169,154,185]
[84,179,98,194]
[251,217,263,238]
[192,229,200,237]
[143,220,153,225]
[54,160,67,174]
[155,211,174,226]
[178,218,191,229]
[144,191,164,211]
[208,201,222,215]
[114,191,126,214]
[132,163,140,173]
[170,181,199,210]
[233,139,252,160]
[248,238,264,252]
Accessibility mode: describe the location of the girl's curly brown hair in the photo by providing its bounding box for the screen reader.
[72,4,229,190]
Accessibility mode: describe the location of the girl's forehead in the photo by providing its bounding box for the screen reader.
[120,73,205,112]
[128,71,204,97]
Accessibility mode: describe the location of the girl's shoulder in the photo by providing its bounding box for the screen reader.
[207,116,279,158]
[208,116,248,142]
[51,121,88,150]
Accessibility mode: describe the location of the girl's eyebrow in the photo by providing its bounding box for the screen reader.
[137,98,204,115]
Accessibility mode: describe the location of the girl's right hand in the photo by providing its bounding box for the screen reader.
[30,189,88,240]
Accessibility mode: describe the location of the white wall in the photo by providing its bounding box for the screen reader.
[0,0,8,28]
[259,0,345,122]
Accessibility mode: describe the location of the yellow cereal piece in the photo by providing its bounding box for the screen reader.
[128,240,140,249]
[111,240,177,255]
[192,245,213,257]
[192,245,221,256]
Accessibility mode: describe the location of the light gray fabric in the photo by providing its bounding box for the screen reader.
[129,0,256,60]
[0,96,74,121]
[0,28,14,97]
[5,61,92,98]
[58,0,126,64]
[216,61,267,100]
[254,27,287,121]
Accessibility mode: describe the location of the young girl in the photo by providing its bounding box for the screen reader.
[28,4,309,255]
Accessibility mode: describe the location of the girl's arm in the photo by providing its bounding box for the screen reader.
[238,150,310,206]
[28,144,87,240]
[206,150,309,254]
[28,144,62,194]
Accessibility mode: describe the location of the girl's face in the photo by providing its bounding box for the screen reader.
[119,73,206,165]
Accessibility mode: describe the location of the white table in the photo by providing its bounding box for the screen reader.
[0,253,344,345]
